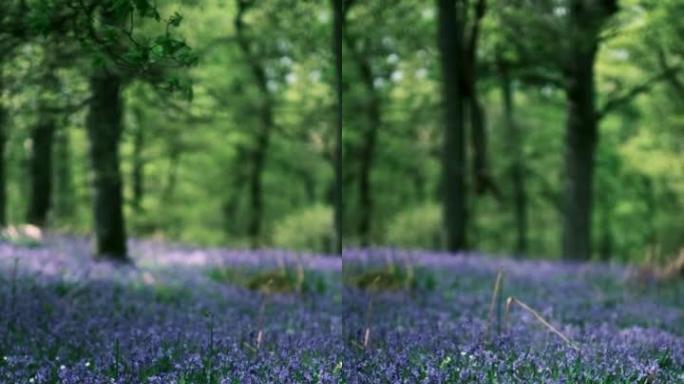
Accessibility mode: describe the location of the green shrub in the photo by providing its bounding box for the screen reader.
[207,266,328,295]
[272,204,334,253]
[386,202,443,249]
[344,264,436,292]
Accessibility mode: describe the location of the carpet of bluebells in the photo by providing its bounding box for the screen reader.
[2,238,683,383]
[0,236,341,383]
[343,249,684,383]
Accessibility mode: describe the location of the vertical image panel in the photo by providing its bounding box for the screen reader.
[342,0,684,382]
[0,0,341,382]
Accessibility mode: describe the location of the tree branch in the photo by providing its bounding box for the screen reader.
[656,48,684,100]
[597,64,680,120]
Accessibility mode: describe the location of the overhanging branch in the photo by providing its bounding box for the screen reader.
[597,64,680,120]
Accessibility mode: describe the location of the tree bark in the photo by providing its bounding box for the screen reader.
[247,110,271,249]
[53,124,74,221]
[357,68,379,247]
[437,0,467,251]
[131,108,145,213]
[86,70,128,260]
[562,48,598,261]
[499,60,527,256]
[561,1,617,260]
[235,0,273,249]
[26,117,56,227]
[463,0,495,197]
[342,14,379,247]
[332,0,343,254]
[0,71,6,227]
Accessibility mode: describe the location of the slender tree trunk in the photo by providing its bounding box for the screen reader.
[437,0,467,251]
[462,0,496,198]
[0,74,6,228]
[222,146,247,237]
[357,74,379,247]
[53,124,74,221]
[26,117,56,227]
[469,98,491,194]
[342,44,378,247]
[247,110,271,249]
[86,70,127,260]
[598,207,613,261]
[332,0,343,254]
[131,108,145,213]
[499,61,527,256]
[162,142,180,203]
[235,0,273,249]
[341,1,379,247]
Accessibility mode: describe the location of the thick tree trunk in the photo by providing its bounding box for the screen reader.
[500,62,527,256]
[437,0,467,251]
[86,70,127,260]
[26,117,56,227]
[562,48,598,261]
[561,1,617,261]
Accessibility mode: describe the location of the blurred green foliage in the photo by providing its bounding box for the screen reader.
[386,202,443,250]
[273,204,334,254]
[342,0,684,263]
[344,263,436,293]
[208,266,328,295]
[1,0,335,252]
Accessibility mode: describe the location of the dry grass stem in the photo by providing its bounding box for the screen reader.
[504,296,580,351]
[363,327,370,348]
[485,270,504,340]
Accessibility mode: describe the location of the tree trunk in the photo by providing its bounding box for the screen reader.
[469,97,492,195]
[357,77,379,247]
[499,61,527,256]
[53,125,74,221]
[131,108,145,213]
[332,0,343,254]
[162,142,180,203]
[437,0,467,251]
[341,2,379,247]
[562,50,597,261]
[86,70,127,260]
[0,82,6,228]
[26,117,56,227]
[247,112,271,249]
[561,1,617,261]
[235,0,273,249]
[464,0,494,197]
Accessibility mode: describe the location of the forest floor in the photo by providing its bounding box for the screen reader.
[0,235,341,383]
[2,237,683,383]
[343,250,684,383]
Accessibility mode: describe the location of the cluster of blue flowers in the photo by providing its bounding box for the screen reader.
[0,237,341,383]
[1,238,682,383]
[343,249,684,383]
